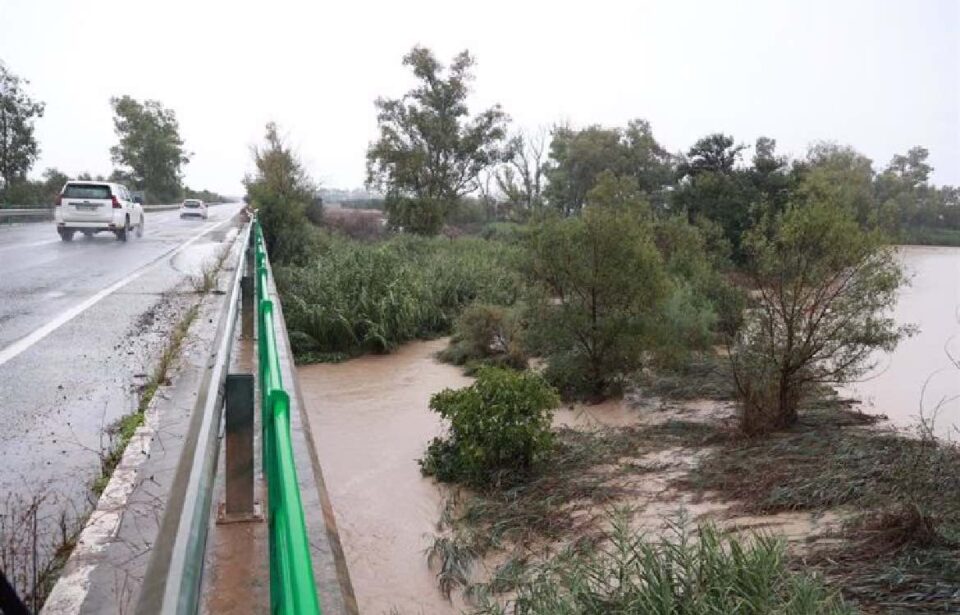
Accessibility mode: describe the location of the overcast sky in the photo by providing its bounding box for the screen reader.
[1,0,957,194]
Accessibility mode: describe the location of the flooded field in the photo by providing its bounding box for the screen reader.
[845,245,960,437]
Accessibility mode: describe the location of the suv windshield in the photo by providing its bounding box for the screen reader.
[63,184,112,199]
[184,201,201,208]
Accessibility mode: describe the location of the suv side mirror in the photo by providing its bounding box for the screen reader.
[133,196,143,205]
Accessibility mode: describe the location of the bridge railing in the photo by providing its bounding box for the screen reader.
[254,221,322,614]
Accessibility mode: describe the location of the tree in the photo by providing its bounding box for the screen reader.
[749,137,792,214]
[0,61,45,200]
[678,133,746,176]
[874,146,938,232]
[622,119,675,201]
[524,196,670,398]
[673,133,759,260]
[731,200,911,435]
[244,122,318,265]
[796,142,875,226]
[543,120,673,215]
[109,95,190,202]
[496,127,548,216]
[366,46,509,234]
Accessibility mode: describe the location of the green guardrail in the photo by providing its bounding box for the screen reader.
[254,221,322,614]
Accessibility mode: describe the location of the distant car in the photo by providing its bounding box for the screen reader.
[54,181,144,242]
[180,199,208,219]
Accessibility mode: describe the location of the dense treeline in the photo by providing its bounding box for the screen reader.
[363,49,957,248]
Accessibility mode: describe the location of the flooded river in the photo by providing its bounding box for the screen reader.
[845,245,960,438]
[299,339,471,614]
[297,245,960,612]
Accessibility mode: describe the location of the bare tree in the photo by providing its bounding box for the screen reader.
[496,127,548,215]
[475,168,498,221]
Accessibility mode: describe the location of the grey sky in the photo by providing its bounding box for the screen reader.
[1,0,957,194]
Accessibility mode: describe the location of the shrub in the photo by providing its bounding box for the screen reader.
[652,215,743,361]
[473,514,852,615]
[480,222,529,243]
[420,367,559,488]
[305,198,324,226]
[438,303,527,370]
[322,208,386,240]
[653,281,717,369]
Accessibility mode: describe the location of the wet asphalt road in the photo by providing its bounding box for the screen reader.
[0,203,244,512]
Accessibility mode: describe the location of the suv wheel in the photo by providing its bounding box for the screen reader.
[58,229,75,242]
[116,217,129,242]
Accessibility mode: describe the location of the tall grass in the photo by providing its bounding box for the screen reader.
[276,233,520,361]
[473,514,852,615]
[898,225,960,247]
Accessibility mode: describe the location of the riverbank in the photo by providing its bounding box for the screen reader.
[297,338,960,613]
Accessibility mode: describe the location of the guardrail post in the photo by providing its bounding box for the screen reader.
[218,373,261,523]
[241,276,254,339]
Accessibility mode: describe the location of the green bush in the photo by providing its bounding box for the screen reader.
[438,303,527,370]
[420,367,559,488]
[474,515,852,615]
[480,222,530,243]
[653,281,718,369]
[653,215,744,355]
[277,234,520,359]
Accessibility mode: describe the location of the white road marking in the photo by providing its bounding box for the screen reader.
[0,238,59,252]
[0,215,236,368]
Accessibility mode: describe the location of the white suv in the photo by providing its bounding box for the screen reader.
[179,198,208,219]
[54,181,145,242]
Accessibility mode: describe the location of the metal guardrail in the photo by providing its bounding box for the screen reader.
[134,222,251,615]
[254,221,322,614]
[0,202,228,221]
[0,208,53,220]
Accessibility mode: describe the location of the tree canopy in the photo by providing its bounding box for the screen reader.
[366,46,509,234]
[543,119,673,216]
[109,95,190,203]
[0,61,45,200]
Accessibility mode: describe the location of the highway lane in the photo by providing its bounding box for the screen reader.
[0,204,242,353]
[0,203,244,523]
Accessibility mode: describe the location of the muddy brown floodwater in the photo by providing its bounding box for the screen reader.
[298,338,845,613]
[844,245,960,438]
[298,338,471,615]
